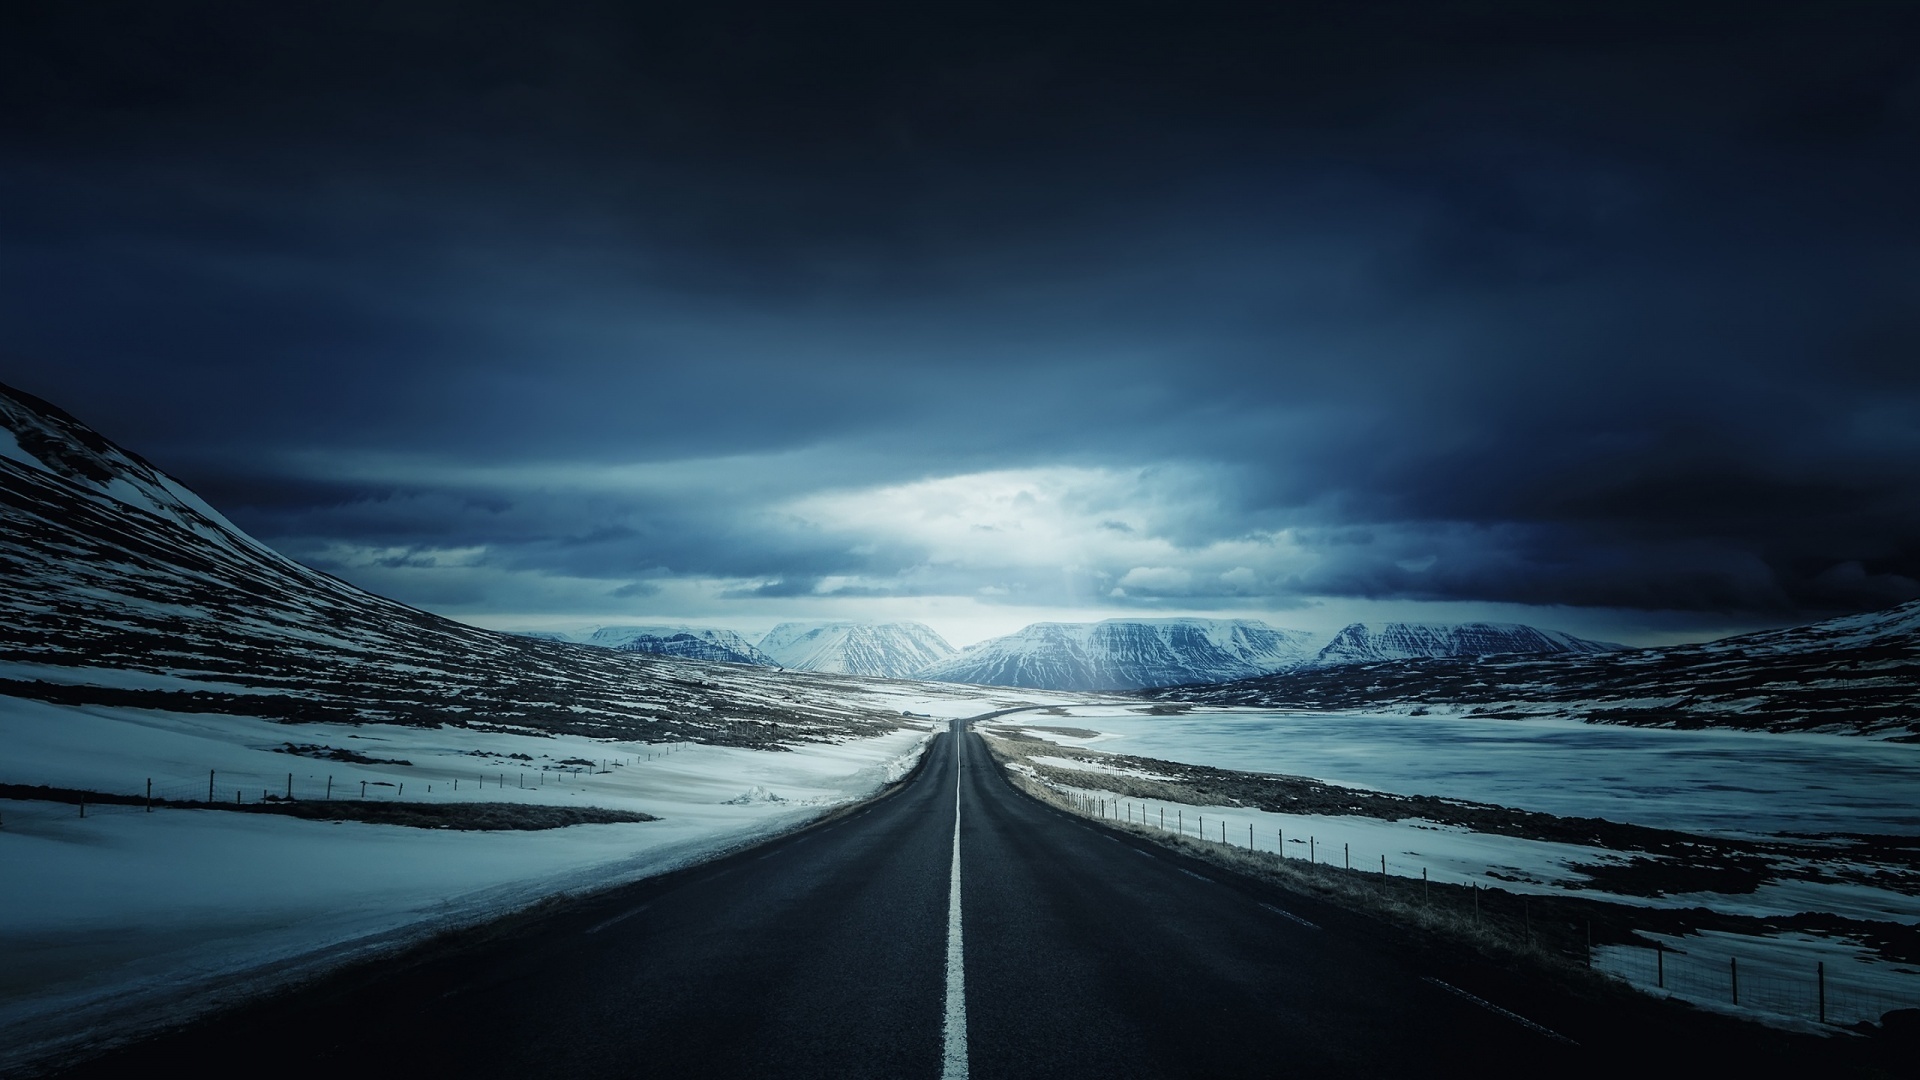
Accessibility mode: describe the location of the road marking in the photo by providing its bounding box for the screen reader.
[1129,847,1154,858]
[585,903,649,935]
[756,836,809,860]
[942,739,969,1079]
[1258,903,1322,931]
[1421,977,1577,1045]
[1177,868,1215,884]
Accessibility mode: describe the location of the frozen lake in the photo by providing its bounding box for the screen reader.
[1019,709,1920,837]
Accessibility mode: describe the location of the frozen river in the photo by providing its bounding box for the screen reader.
[1017,709,1920,837]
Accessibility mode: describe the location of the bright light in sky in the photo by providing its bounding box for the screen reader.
[270,456,1726,649]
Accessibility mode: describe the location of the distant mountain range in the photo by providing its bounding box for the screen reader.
[915,617,1618,691]
[524,620,957,678]
[1150,603,1920,737]
[527,615,1623,691]
[916,619,1324,691]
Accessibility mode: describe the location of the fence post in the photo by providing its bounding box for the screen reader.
[286,773,292,800]
[1249,822,1253,849]
[327,775,332,800]
[146,778,152,812]
[1817,961,1826,1024]
[208,769,215,803]
[1310,836,1315,863]
[361,780,367,798]
[1345,842,1350,870]
[1731,957,1739,1006]
[1657,942,1664,988]
[1381,854,1386,876]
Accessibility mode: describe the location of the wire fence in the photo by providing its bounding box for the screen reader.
[1058,790,1918,1030]
[0,743,702,830]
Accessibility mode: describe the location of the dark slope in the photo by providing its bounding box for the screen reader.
[1150,602,1920,737]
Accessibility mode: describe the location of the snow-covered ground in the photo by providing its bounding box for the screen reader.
[1010,707,1920,836]
[0,683,1104,1069]
[997,708,1920,1029]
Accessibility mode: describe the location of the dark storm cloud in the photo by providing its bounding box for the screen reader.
[3,1,1918,625]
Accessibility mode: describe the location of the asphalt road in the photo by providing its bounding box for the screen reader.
[51,716,1867,1079]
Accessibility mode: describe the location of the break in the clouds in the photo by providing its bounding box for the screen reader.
[3,2,1917,643]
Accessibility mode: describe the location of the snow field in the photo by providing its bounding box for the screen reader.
[1012,708,1920,836]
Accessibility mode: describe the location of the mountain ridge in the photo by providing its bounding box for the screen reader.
[917,618,1323,691]
[757,621,956,679]
[515,625,776,666]
[1306,621,1621,667]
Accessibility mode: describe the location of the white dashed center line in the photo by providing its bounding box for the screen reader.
[1258,903,1322,931]
[1422,977,1577,1045]
[942,736,969,1080]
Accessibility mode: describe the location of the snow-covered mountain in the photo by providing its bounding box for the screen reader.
[917,618,1324,691]
[520,625,775,666]
[757,621,956,679]
[910,616,1613,692]
[0,381,904,746]
[1155,602,1920,737]
[1307,621,1619,666]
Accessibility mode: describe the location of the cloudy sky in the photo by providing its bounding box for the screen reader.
[4,2,1917,647]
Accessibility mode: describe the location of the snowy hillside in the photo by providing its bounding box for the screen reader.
[0,379,931,747]
[1307,621,1619,666]
[757,621,956,678]
[917,618,1324,691]
[1154,601,1920,738]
